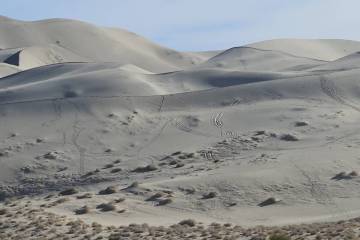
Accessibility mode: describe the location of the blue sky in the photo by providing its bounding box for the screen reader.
[1,0,360,51]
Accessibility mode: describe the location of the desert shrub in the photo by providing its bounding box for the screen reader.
[117,209,126,213]
[349,171,359,177]
[294,121,309,127]
[0,209,7,215]
[132,164,158,173]
[59,188,78,196]
[110,168,122,173]
[202,192,217,199]
[128,182,139,188]
[54,197,69,204]
[97,202,116,212]
[280,134,299,141]
[175,163,185,168]
[146,192,163,201]
[76,193,93,199]
[269,234,291,240]
[157,198,172,206]
[103,163,114,169]
[178,219,196,227]
[258,197,280,207]
[75,205,90,215]
[99,186,117,195]
[114,198,125,203]
[113,159,121,164]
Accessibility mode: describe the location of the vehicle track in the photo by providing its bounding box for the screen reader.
[320,76,360,112]
[211,112,224,136]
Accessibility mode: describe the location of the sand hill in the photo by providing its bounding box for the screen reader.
[1,16,360,239]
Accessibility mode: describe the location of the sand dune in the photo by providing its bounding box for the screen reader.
[199,46,325,71]
[0,16,206,73]
[1,16,360,238]
[247,39,360,61]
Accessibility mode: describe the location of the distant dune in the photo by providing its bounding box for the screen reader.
[1,16,360,239]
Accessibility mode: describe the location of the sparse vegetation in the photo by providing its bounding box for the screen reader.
[146,192,163,201]
[132,164,158,173]
[202,191,217,199]
[280,134,299,141]
[269,233,291,240]
[294,121,309,127]
[75,205,90,215]
[178,219,196,227]
[59,188,78,196]
[76,193,93,199]
[259,197,280,207]
[110,168,122,173]
[157,198,172,206]
[99,186,117,195]
[97,202,116,212]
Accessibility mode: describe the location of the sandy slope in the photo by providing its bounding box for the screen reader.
[1,16,360,233]
[0,16,206,73]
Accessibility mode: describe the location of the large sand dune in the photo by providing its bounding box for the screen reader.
[1,16,360,238]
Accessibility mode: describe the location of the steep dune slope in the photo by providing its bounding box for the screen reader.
[0,63,20,77]
[0,16,204,72]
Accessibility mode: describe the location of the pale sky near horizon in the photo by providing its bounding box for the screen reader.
[1,0,360,51]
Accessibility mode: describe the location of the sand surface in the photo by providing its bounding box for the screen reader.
[1,16,360,238]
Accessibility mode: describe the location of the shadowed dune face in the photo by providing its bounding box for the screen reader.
[2,16,360,230]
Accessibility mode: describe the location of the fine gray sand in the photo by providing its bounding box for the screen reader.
[1,16,360,239]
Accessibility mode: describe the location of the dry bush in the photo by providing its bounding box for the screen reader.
[202,192,217,199]
[75,205,90,215]
[128,182,139,188]
[269,233,291,240]
[110,168,122,173]
[59,188,78,196]
[132,164,158,173]
[258,197,280,207]
[178,219,196,227]
[0,209,7,215]
[114,198,125,203]
[97,202,116,212]
[279,134,299,141]
[99,186,117,195]
[76,193,93,199]
[146,192,163,201]
[103,163,114,169]
[157,198,172,206]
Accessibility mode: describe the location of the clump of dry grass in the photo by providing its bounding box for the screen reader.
[114,198,125,203]
[258,197,281,207]
[178,219,196,227]
[97,202,116,212]
[146,192,163,201]
[128,181,139,188]
[202,191,217,199]
[110,168,122,173]
[59,188,78,196]
[332,171,359,180]
[76,193,93,199]
[280,133,299,141]
[157,198,173,206]
[103,163,114,169]
[132,164,158,173]
[269,233,291,240]
[0,209,7,215]
[99,186,117,195]
[74,205,90,215]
